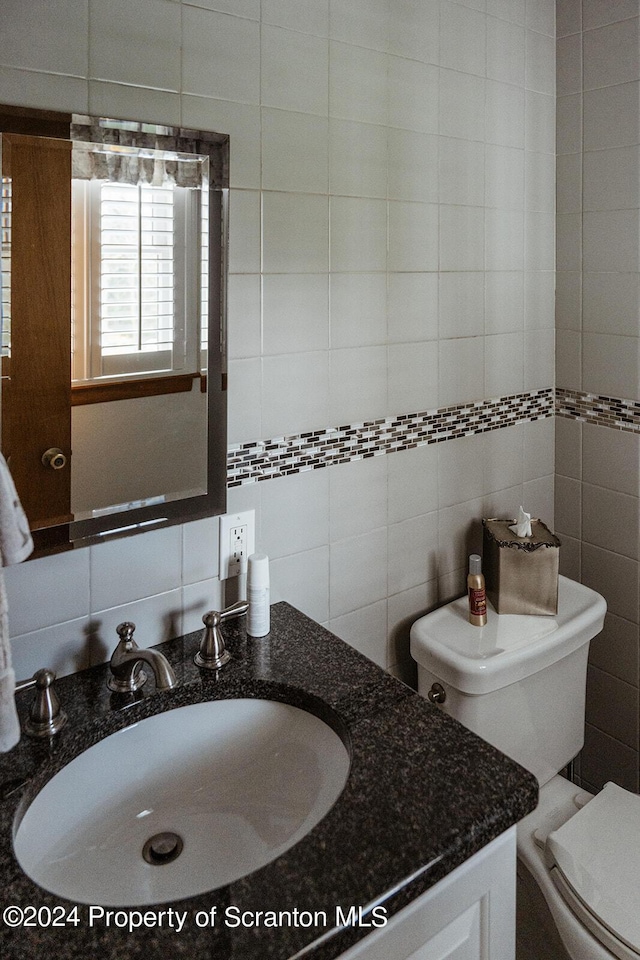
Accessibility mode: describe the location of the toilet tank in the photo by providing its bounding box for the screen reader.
[410,576,606,786]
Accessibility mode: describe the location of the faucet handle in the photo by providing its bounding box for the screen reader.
[219,600,249,623]
[195,601,248,671]
[16,669,68,738]
[116,621,137,646]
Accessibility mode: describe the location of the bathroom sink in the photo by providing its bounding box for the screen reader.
[13,698,350,906]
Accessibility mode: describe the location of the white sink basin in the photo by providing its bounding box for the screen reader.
[13,698,350,906]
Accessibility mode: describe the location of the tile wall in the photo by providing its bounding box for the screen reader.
[2,0,555,688]
[556,0,640,792]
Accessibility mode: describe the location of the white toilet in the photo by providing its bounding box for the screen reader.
[410,575,640,960]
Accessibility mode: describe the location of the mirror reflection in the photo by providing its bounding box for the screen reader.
[0,107,228,555]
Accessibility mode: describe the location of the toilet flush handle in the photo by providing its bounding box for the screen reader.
[427,682,446,705]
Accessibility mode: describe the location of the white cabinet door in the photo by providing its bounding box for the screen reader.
[338,827,516,960]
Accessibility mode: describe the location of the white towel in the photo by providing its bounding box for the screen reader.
[0,454,33,753]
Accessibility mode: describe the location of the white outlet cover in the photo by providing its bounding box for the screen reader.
[219,510,255,580]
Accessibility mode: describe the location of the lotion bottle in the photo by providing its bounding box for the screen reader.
[467,554,487,627]
[247,553,270,637]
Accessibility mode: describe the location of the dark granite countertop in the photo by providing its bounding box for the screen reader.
[0,602,538,959]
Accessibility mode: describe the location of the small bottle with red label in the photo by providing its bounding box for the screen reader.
[468,554,487,627]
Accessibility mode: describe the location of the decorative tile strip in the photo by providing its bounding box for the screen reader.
[555,388,640,433]
[227,388,554,488]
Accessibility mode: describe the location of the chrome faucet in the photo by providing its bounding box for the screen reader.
[108,622,177,693]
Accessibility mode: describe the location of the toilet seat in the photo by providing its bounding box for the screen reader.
[545,782,640,960]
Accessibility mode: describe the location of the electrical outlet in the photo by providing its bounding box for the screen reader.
[219,510,255,580]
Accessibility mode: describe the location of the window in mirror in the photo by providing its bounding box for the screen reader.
[70,146,209,385]
[0,106,228,557]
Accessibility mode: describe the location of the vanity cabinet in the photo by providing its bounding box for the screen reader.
[339,829,516,960]
[2,603,535,960]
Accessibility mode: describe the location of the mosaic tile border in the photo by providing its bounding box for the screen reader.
[227,388,555,487]
[555,388,640,433]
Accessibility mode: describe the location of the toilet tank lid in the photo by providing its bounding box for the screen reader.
[409,576,606,695]
[546,782,640,955]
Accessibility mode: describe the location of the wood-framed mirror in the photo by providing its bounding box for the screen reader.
[0,105,228,557]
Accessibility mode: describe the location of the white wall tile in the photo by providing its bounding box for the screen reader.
[262,109,329,194]
[583,273,640,337]
[330,273,388,348]
[329,457,388,541]
[1,0,88,76]
[87,589,184,653]
[228,190,261,273]
[584,83,640,151]
[189,0,260,18]
[227,357,262,443]
[387,444,439,524]
[388,202,439,272]
[556,33,582,97]
[262,25,329,115]
[388,130,438,203]
[0,67,89,114]
[261,470,330,558]
[6,550,90,637]
[329,599,388,667]
[270,547,330,623]
[438,338,485,407]
[263,274,329,354]
[388,511,439,595]
[90,525,182,611]
[227,274,261,359]
[90,0,179,89]
[263,193,329,273]
[388,0,439,64]
[485,144,524,210]
[583,333,640,399]
[484,332,524,397]
[329,0,389,51]
[262,0,329,36]
[388,58,439,133]
[182,517,219,585]
[439,272,485,339]
[582,543,639,624]
[582,0,638,30]
[329,527,388,618]
[485,271,524,334]
[440,205,485,271]
[262,352,329,436]
[525,29,555,96]
[556,0,583,37]
[387,273,439,343]
[583,18,640,91]
[330,197,387,272]
[388,341,439,414]
[88,81,179,125]
[486,80,525,148]
[440,69,485,141]
[11,617,93,682]
[182,7,260,102]
[486,16,524,86]
[329,41,387,124]
[526,272,556,331]
[584,145,640,213]
[329,119,388,197]
[439,138,485,207]
[440,2,486,77]
[328,346,388,423]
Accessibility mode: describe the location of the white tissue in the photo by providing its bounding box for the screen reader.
[509,505,532,538]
